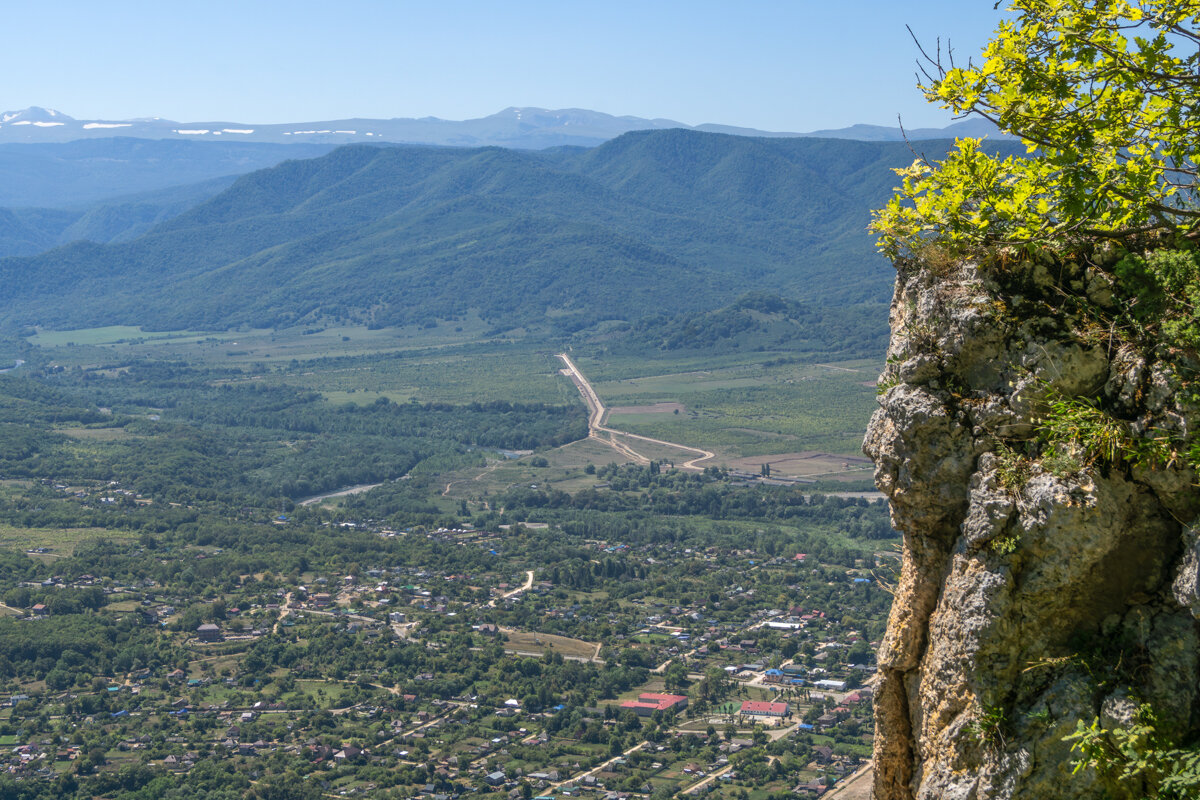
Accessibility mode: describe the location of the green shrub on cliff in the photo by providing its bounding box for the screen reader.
[1068,705,1200,800]
[874,0,1200,470]
[872,0,1199,255]
[1115,249,1200,350]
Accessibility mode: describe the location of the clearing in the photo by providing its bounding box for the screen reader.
[500,628,603,662]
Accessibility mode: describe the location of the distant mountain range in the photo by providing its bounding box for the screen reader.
[0,105,1011,149]
[0,129,1024,334]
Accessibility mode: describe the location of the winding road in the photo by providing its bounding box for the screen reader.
[557,353,715,471]
[487,570,535,607]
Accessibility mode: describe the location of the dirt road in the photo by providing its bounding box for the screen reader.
[826,762,873,799]
[556,353,715,471]
[550,741,647,790]
[273,591,295,634]
[487,570,534,607]
[442,458,502,496]
[297,482,382,506]
[681,764,732,794]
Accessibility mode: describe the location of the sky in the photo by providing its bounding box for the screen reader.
[5,1,1008,132]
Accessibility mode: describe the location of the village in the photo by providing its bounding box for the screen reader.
[0,505,886,799]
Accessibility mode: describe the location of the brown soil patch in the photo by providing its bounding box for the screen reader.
[500,628,601,661]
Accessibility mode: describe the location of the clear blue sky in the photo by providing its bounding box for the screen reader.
[6,1,1006,131]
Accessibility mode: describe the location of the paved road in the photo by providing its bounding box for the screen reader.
[557,353,715,471]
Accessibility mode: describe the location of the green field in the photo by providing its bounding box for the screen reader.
[33,323,577,406]
[286,345,575,406]
[24,323,882,497]
[0,525,137,557]
[586,354,881,458]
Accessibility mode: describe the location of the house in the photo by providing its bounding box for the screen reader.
[196,623,223,643]
[485,770,507,786]
[796,778,828,796]
[334,745,363,762]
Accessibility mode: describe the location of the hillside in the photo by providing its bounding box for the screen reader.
[0,130,1024,333]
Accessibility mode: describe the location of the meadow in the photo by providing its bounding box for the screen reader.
[22,322,883,498]
[0,524,136,558]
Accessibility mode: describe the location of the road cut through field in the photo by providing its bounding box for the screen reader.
[557,353,715,471]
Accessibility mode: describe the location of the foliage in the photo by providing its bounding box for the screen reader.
[990,534,1020,556]
[1067,704,1200,799]
[1115,247,1200,350]
[992,438,1032,492]
[970,704,1008,750]
[493,463,896,538]
[873,0,1200,255]
[0,365,585,503]
[1038,390,1174,468]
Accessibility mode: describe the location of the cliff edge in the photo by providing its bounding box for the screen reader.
[864,251,1200,799]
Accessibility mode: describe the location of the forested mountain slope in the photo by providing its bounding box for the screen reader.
[0,130,1023,332]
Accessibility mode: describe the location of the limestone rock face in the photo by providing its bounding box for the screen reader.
[865,256,1200,799]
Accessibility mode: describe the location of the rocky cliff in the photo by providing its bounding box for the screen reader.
[864,251,1200,799]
